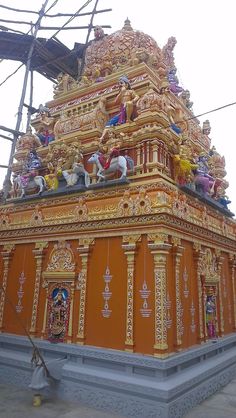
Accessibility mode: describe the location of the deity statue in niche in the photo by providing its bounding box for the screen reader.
[48,287,69,342]
[205,288,217,339]
[99,75,139,142]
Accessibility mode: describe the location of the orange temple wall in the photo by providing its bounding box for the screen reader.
[1,235,235,356]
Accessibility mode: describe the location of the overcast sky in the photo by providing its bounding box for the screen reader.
[0,0,235,214]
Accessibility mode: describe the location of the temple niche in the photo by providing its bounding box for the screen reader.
[0,18,236,418]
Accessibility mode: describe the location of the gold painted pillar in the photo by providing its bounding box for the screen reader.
[76,238,94,344]
[30,242,48,336]
[0,244,15,331]
[216,251,224,336]
[122,234,141,352]
[229,255,236,329]
[148,233,171,357]
[172,237,184,349]
[193,244,204,342]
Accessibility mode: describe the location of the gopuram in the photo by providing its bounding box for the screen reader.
[0,19,236,418]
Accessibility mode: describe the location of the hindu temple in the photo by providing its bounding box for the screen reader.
[0,19,236,418]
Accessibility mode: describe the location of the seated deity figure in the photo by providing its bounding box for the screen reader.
[61,151,90,188]
[195,153,212,178]
[44,162,59,191]
[167,67,183,96]
[36,106,55,146]
[99,75,139,142]
[173,137,197,185]
[99,127,124,170]
[25,149,42,173]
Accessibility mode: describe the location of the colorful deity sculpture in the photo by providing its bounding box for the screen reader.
[168,67,183,96]
[205,291,217,339]
[48,287,69,342]
[25,150,42,172]
[36,106,55,146]
[99,75,139,142]
[16,127,41,152]
[44,162,59,191]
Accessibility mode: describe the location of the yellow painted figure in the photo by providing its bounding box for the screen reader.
[44,162,59,191]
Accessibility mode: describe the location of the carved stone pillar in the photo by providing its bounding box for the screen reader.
[29,242,48,336]
[76,238,94,344]
[0,244,15,331]
[216,251,224,336]
[229,254,236,329]
[152,140,158,165]
[146,140,150,168]
[172,237,184,349]
[122,235,141,352]
[68,283,75,342]
[148,233,171,357]
[135,143,144,174]
[193,244,205,342]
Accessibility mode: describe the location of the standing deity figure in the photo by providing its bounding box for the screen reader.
[205,293,217,339]
[99,75,139,142]
[36,105,55,146]
[48,288,69,342]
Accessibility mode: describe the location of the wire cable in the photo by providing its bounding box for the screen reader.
[0,0,60,86]
[0,0,93,88]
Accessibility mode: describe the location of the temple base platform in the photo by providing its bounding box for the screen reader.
[1,334,236,418]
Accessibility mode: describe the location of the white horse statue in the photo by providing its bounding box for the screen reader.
[12,174,46,198]
[87,152,133,182]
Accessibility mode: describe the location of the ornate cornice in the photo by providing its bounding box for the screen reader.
[0,212,235,251]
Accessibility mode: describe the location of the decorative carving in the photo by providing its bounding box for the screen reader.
[229,255,236,328]
[133,188,152,215]
[190,300,196,333]
[15,272,26,313]
[193,247,204,341]
[148,233,169,246]
[139,280,152,318]
[183,267,189,298]
[101,267,113,318]
[0,244,15,330]
[74,197,88,221]
[173,245,184,346]
[200,248,219,283]
[29,241,48,335]
[54,97,108,140]
[84,20,161,78]
[122,234,141,350]
[148,240,171,355]
[77,238,94,343]
[117,190,134,217]
[165,293,172,329]
[46,241,75,272]
[29,205,43,226]
[0,214,10,229]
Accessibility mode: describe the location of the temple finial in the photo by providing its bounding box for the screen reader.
[122,18,133,31]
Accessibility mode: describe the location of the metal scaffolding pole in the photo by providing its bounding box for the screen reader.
[3,0,50,199]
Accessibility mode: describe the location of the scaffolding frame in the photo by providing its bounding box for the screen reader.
[0,0,111,198]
